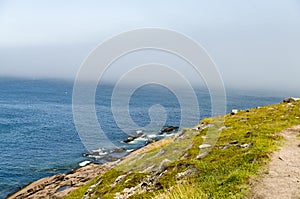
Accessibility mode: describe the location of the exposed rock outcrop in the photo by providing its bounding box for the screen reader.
[231,109,239,115]
[283,97,300,103]
[160,126,179,133]
[7,163,115,199]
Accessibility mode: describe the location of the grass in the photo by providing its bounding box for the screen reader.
[64,101,300,199]
[156,182,209,199]
[65,176,101,199]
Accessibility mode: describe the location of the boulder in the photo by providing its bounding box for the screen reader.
[196,151,209,159]
[123,136,138,143]
[158,159,171,172]
[231,109,239,115]
[136,130,143,135]
[219,144,231,150]
[160,126,179,133]
[112,174,127,187]
[111,148,126,153]
[199,144,212,149]
[197,123,215,130]
[283,97,300,103]
[82,151,103,157]
[229,140,238,144]
[176,167,199,179]
[240,143,253,148]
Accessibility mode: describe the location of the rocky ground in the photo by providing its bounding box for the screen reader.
[9,124,300,199]
[6,162,117,199]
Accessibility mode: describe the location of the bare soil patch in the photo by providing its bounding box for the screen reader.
[249,125,300,199]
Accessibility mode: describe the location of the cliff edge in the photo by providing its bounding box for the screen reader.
[8,99,300,199]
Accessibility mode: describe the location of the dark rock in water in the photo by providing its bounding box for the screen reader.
[111,148,126,153]
[148,140,156,144]
[123,136,138,143]
[136,130,143,135]
[99,155,120,162]
[82,152,103,157]
[123,131,146,143]
[82,150,105,157]
[160,126,179,133]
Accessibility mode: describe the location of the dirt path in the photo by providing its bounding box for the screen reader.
[249,125,300,199]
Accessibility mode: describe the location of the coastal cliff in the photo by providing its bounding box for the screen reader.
[8,99,300,199]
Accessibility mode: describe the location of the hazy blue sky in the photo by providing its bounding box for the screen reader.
[0,0,299,94]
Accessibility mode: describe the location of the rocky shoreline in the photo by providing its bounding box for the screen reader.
[6,162,118,199]
[7,98,300,199]
[6,136,175,199]
[6,126,180,199]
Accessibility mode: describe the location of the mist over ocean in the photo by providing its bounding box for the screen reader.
[0,78,283,199]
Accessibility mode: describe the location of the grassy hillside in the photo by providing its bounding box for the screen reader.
[65,100,300,199]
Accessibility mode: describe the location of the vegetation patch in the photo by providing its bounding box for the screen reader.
[65,101,300,199]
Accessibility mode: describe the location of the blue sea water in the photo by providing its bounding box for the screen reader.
[0,78,283,199]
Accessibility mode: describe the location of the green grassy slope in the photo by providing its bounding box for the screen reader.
[65,100,300,199]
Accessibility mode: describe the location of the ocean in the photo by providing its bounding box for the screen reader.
[0,78,283,199]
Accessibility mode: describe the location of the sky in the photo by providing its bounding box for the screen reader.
[0,0,300,95]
